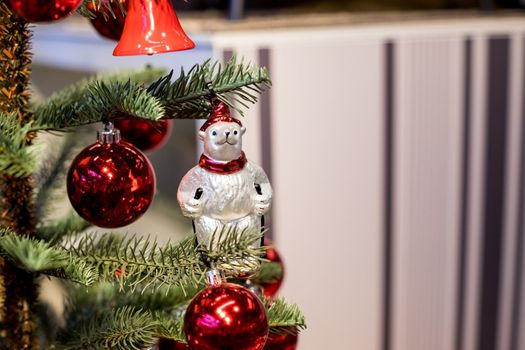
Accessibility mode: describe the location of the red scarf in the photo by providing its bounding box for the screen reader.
[199,152,247,174]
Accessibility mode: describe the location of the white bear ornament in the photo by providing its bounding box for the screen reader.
[177,102,272,252]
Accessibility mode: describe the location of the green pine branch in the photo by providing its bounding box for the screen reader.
[252,261,284,285]
[266,297,306,331]
[67,282,199,315]
[0,227,68,272]
[30,59,270,132]
[60,281,189,345]
[157,317,185,343]
[84,80,165,122]
[68,233,203,292]
[47,257,99,286]
[0,228,97,285]
[149,57,271,119]
[76,0,126,20]
[58,281,306,348]
[66,229,265,293]
[0,112,40,177]
[32,67,166,131]
[57,306,160,350]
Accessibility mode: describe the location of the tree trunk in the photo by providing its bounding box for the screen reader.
[0,2,38,349]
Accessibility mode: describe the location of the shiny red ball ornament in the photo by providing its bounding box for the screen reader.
[184,281,268,350]
[9,0,82,22]
[88,0,128,41]
[263,330,298,350]
[67,127,155,228]
[114,118,172,151]
[261,241,285,298]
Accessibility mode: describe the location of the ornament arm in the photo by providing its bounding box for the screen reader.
[177,168,204,219]
[249,162,272,216]
[249,162,272,195]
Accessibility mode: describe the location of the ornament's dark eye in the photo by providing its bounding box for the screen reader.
[233,130,238,135]
[212,131,217,136]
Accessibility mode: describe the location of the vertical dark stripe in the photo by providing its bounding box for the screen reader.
[456,37,472,350]
[223,49,234,63]
[479,0,493,11]
[383,41,395,350]
[477,36,510,350]
[259,48,273,240]
[510,37,525,350]
[227,0,245,20]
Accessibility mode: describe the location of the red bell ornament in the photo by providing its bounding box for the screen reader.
[9,0,82,22]
[67,125,156,228]
[113,0,195,56]
[88,0,128,41]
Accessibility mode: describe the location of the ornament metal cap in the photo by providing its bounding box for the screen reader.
[97,123,121,144]
[206,269,225,287]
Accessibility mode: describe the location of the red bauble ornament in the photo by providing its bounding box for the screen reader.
[261,241,285,298]
[184,282,268,350]
[263,330,298,350]
[88,0,128,41]
[67,127,155,228]
[114,118,172,152]
[9,0,82,22]
[157,338,190,350]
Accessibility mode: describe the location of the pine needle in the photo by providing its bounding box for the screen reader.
[30,59,270,132]
[149,56,271,119]
[57,306,159,350]
[0,228,69,272]
[76,0,126,20]
[266,297,306,331]
[0,228,97,285]
[0,111,40,177]
[66,229,265,293]
[32,67,166,131]
[252,261,284,285]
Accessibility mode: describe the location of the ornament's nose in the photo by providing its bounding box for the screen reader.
[225,131,230,137]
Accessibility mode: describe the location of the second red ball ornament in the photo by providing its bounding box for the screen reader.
[263,329,298,350]
[88,0,128,41]
[9,0,82,22]
[67,124,155,228]
[157,338,190,350]
[114,118,172,152]
[260,241,285,299]
[184,271,269,350]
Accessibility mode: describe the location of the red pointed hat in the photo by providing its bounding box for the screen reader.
[200,102,242,131]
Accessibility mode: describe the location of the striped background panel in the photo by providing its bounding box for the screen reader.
[211,18,525,350]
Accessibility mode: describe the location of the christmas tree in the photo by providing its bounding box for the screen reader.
[0,0,305,349]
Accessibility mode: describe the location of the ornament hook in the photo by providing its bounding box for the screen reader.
[206,269,225,287]
[205,78,219,106]
[98,120,121,144]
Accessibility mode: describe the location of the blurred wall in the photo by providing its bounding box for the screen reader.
[210,17,525,350]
